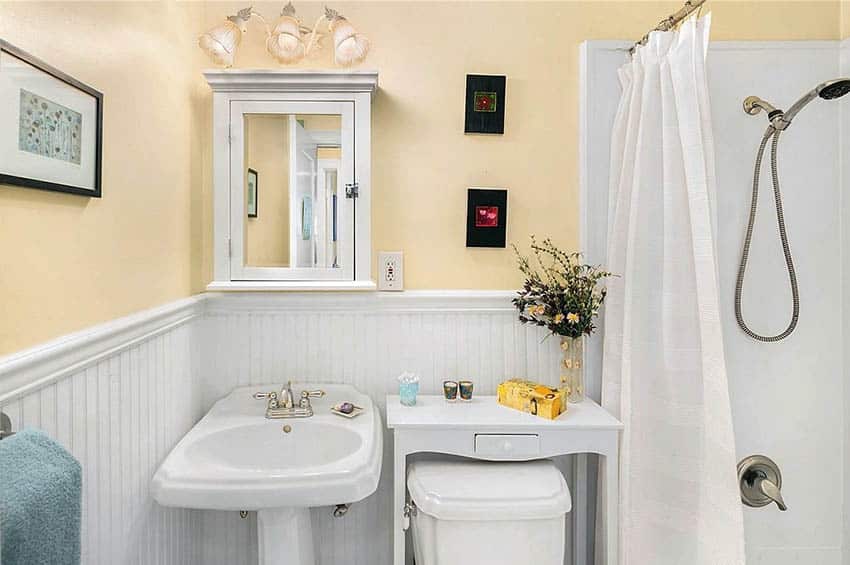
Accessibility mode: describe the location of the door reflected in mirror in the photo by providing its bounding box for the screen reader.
[243,114,341,269]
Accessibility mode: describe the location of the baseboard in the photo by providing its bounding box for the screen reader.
[0,296,204,403]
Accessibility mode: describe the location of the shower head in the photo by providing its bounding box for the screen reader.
[744,77,850,131]
[777,77,850,127]
[817,79,850,100]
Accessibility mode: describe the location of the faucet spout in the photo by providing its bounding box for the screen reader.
[756,477,787,511]
[279,381,295,409]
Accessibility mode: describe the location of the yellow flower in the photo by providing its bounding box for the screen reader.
[566,312,580,324]
[554,314,564,324]
[528,305,546,317]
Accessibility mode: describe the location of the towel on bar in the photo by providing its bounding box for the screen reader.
[0,428,82,565]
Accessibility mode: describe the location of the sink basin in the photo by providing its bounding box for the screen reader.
[184,421,362,472]
[151,383,382,565]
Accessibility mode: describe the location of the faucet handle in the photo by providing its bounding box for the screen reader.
[301,389,326,399]
[738,455,787,512]
[253,391,279,409]
[757,477,787,511]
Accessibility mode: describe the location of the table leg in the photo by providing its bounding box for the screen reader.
[393,437,406,565]
[603,442,620,565]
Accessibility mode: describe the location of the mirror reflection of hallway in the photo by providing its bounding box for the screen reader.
[243,114,341,269]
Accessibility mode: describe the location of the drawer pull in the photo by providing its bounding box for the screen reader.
[474,434,540,457]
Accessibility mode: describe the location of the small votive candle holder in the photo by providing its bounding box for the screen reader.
[443,380,458,402]
[398,373,419,406]
[459,380,474,401]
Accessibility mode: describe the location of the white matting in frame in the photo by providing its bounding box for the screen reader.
[0,40,102,197]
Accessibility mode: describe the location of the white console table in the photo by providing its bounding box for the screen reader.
[386,395,623,565]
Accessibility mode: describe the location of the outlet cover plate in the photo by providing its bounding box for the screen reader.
[378,251,404,291]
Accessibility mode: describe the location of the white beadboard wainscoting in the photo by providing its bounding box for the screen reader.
[0,296,205,565]
[199,291,584,565]
[0,291,592,565]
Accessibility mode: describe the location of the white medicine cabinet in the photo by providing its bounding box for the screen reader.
[205,70,378,290]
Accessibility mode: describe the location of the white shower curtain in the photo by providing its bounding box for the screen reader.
[601,15,746,565]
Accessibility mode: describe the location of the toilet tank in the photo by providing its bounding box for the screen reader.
[407,459,572,565]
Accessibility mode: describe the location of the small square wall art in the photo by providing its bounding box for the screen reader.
[464,74,506,135]
[466,188,507,248]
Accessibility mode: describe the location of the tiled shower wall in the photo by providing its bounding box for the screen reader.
[0,301,203,565]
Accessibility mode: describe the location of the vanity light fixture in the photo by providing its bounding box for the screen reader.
[319,6,370,67]
[266,2,307,64]
[199,4,370,68]
[198,6,256,68]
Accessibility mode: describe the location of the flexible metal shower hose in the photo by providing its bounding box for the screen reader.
[734,128,800,342]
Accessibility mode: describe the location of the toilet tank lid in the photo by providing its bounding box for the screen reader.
[407,459,571,521]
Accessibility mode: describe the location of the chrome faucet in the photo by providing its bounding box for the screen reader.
[254,381,325,419]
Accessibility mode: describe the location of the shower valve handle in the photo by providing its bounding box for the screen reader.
[738,455,787,512]
[756,476,787,511]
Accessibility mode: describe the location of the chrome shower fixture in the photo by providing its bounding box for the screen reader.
[736,78,850,342]
[743,78,850,131]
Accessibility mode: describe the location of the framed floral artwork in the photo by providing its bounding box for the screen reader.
[0,40,103,197]
[464,74,506,135]
[466,188,507,248]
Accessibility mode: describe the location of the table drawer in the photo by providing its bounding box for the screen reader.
[474,434,540,457]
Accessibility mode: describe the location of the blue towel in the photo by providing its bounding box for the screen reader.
[0,429,82,565]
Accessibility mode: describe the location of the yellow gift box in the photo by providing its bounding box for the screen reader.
[497,379,566,419]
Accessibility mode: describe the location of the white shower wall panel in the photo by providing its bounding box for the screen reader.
[581,41,844,564]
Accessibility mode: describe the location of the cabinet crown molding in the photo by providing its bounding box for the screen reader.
[203,69,379,94]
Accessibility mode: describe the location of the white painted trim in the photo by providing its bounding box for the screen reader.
[0,289,522,404]
[208,74,375,289]
[204,289,519,313]
[203,69,379,93]
[230,100,354,281]
[205,280,377,292]
[0,296,204,403]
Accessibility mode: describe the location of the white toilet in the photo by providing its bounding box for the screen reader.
[407,459,571,565]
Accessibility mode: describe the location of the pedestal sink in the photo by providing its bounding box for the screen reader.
[151,383,383,565]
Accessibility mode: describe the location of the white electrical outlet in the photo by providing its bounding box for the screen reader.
[378,251,404,291]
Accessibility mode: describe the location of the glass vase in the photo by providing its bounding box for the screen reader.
[560,336,585,403]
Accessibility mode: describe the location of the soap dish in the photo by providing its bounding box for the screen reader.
[331,402,364,419]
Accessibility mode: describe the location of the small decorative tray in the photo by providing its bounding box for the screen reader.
[331,402,364,419]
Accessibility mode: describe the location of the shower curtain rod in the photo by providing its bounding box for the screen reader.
[629,0,708,55]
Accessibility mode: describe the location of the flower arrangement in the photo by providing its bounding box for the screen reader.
[512,236,614,339]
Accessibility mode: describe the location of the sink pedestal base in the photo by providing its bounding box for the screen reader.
[257,508,315,565]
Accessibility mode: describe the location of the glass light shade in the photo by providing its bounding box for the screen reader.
[328,14,369,66]
[267,15,306,64]
[199,20,243,68]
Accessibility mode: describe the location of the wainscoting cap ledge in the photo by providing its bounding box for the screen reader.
[204,289,520,313]
[0,296,204,403]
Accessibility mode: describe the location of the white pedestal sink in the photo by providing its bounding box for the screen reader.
[151,383,383,565]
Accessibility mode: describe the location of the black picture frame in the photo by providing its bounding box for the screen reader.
[0,39,103,197]
[464,74,506,135]
[466,188,507,248]
[247,168,258,218]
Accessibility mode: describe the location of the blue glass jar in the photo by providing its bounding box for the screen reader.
[398,373,419,406]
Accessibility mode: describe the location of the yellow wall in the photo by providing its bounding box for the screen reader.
[0,1,842,354]
[0,1,206,355]
[196,1,841,291]
[843,0,850,38]
[244,114,290,267]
